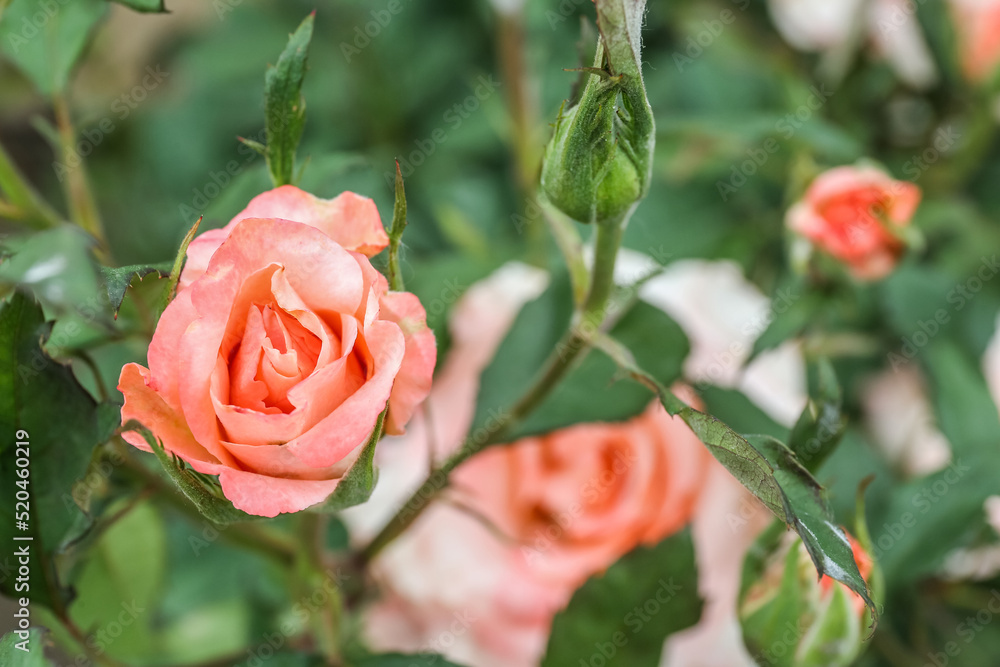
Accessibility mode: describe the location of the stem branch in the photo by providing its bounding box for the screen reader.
[360,214,627,564]
[53,92,107,259]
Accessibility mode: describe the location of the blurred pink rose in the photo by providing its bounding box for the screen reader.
[118,186,435,517]
[769,0,864,52]
[985,314,1000,415]
[787,165,921,280]
[361,264,712,666]
[456,398,712,584]
[863,366,951,478]
[769,0,937,88]
[949,0,1000,81]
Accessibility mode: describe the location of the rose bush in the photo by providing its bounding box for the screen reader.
[356,264,713,666]
[118,186,436,517]
[786,165,921,280]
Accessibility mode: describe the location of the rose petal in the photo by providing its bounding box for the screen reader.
[285,320,405,467]
[178,228,230,292]
[234,186,389,257]
[179,219,367,459]
[380,291,437,435]
[217,467,344,517]
[118,363,220,466]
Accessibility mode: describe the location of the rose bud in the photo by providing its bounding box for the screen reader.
[118,186,436,517]
[738,526,875,667]
[786,165,921,280]
[540,2,655,226]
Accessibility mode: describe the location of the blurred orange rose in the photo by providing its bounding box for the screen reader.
[787,165,921,280]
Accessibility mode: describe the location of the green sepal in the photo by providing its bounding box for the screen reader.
[311,409,386,513]
[120,420,263,525]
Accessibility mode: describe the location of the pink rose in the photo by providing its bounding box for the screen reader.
[787,165,921,280]
[360,265,712,666]
[368,404,711,666]
[768,0,938,89]
[949,0,1000,81]
[118,186,436,517]
[453,400,711,585]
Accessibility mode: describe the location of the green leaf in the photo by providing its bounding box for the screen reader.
[68,501,167,662]
[122,421,262,525]
[0,293,107,608]
[108,0,167,13]
[746,434,875,621]
[313,410,385,513]
[542,529,703,667]
[0,0,107,96]
[156,512,288,664]
[594,345,876,619]
[787,358,846,473]
[353,655,467,667]
[98,262,171,317]
[264,12,314,186]
[875,342,1000,585]
[0,226,109,322]
[471,275,688,442]
[0,142,61,228]
[0,629,53,666]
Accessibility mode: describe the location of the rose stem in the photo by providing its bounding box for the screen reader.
[53,91,109,262]
[358,212,628,565]
[298,513,344,665]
